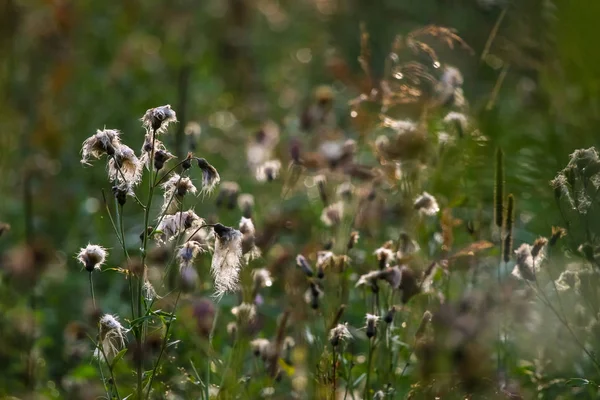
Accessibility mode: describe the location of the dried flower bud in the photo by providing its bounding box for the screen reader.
[95,314,127,361]
[365,314,379,338]
[414,192,440,216]
[77,244,108,272]
[141,104,177,133]
[112,184,128,206]
[296,255,313,277]
[216,182,240,209]
[154,149,174,171]
[256,160,282,182]
[314,175,328,205]
[384,306,396,324]
[512,244,536,281]
[196,158,221,194]
[304,282,323,309]
[321,201,344,226]
[182,152,193,170]
[347,231,360,250]
[238,194,255,218]
[329,323,352,347]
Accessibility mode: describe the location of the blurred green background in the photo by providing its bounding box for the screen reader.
[2,0,600,397]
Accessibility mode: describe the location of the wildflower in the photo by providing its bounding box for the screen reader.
[239,217,260,259]
[77,244,108,272]
[153,149,174,171]
[177,241,204,269]
[296,255,314,277]
[81,129,121,165]
[414,192,440,216]
[384,306,396,324]
[142,280,157,301]
[112,183,132,206]
[252,268,273,288]
[211,224,243,298]
[320,201,344,226]
[232,302,257,323]
[251,338,272,358]
[316,251,334,278]
[238,194,255,218]
[141,104,177,134]
[256,159,282,182]
[347,231,360,250]
[304,281,323,309]
[196,158,220,194]
[155,211,204,243]
[107,144,142,186]
[329,323,352,346]
[95,314,127,361]
[512,244,536,281]
[365,314,380,338]
[374,244,395,269]
[161,174,198,214]
[216,181,240,209]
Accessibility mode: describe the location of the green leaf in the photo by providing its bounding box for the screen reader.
[111,348,128,368]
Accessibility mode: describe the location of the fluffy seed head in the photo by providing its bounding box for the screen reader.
[256,159,282,182]
[238,194,255,218]
[155,211,204,243]
[96,314,127,361]
[108,144,143,186]
[81,129,122,165]
[232,302,257,323]
[141,104,177,134]
[177,241,204,269]
[365,314,380,338]
[196,158,221,194]
[512,244,536,281]
[320,201,344,226]
[329,323,352,346]
[414,192,440,216]
[77,244,108,272]
[211,224,243,299]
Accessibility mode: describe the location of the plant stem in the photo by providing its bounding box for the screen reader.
[332,345,337,398]
[145,291,182,399]
[89,272,96,310]
[364,339,374,399]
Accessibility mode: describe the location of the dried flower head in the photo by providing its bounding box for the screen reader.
[296,254,314,277]
[550,226,567,247]
[77,244,108,272]
[329,323,352,346]
[153,149,174,171]
[196,158,221,194]
[336,181,355,201]
[161,174,198,213]
[252,268,273,288]
[384,306,397,324]
[211,224,243,298]
[304,281,324,309]
[155,211,204,243]
[374,246,395,269]
[107,144,143,186]
[414,192,440,216]
[81,129,122,165]
[512,244,536,281]
[179,265,199,292]
[251,338,272,358]
[415,310,432,339]
[320,201,344,226]
[141,104,177,134]
[95,314,127,361]
[356,270,384,288]
[381,266,403,289]
[238,194,255,218]
[256,159,282,182]
[316,251,334,278]
[347,231,360,250]
[142,280,157,301]
[381,116,418,134]
[365,314,380,338]
[555,270,581,292]
[232,302,257,323]
[216,181,240,209]
[177,241,204,269]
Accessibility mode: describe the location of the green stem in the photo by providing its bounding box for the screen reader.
[89,272,96,310]
[364,340,374,399]
[145,291,182,399]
